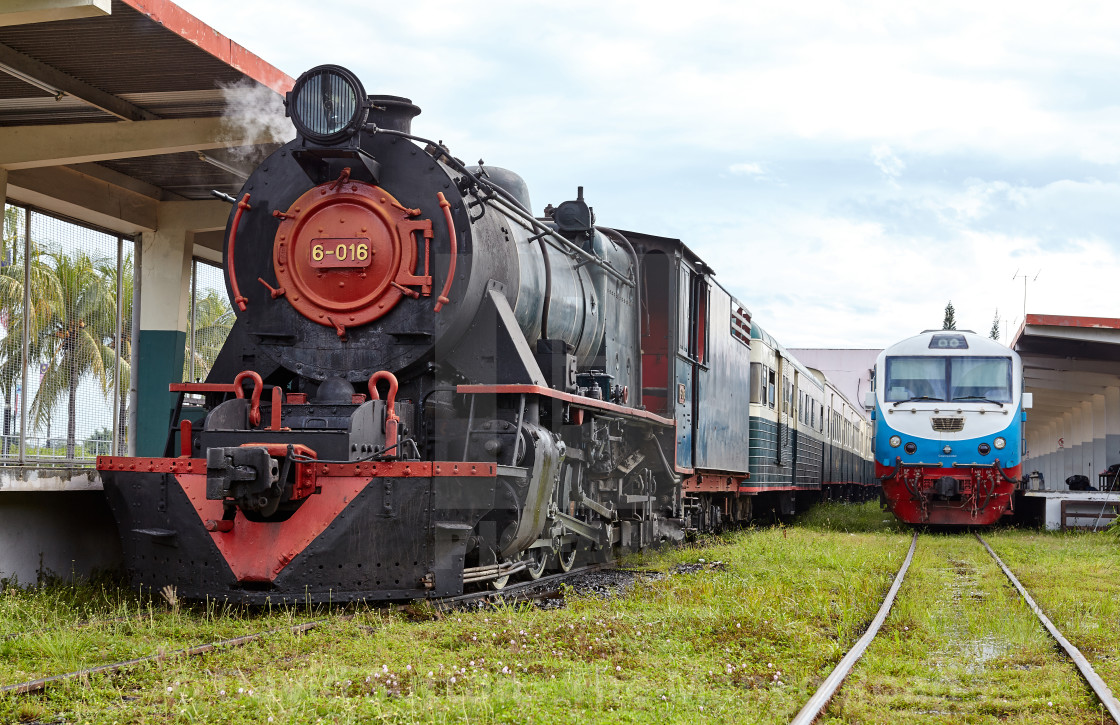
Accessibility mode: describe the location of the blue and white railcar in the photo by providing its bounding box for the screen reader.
[871,330,1028,525]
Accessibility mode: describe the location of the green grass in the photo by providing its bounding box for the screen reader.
[3,504,1114,724]
[820,529,1112,724]
[0,513,911,724]
[794,498,905,533]
[981,529,1120,699]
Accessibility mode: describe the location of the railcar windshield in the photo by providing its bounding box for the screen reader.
[884,356,1012,403]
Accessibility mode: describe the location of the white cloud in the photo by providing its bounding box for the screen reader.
[729,162,765,176]
[871,145,905,178]
[176,0,1120,347]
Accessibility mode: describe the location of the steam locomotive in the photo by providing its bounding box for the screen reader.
[97,65,872,602]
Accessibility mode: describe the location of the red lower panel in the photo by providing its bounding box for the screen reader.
[879,463,1020,525]
[175,473,371,583]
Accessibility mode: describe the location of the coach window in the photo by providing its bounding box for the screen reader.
[686,272,709,365]
[750,363,763,403]
[768,369,776,408]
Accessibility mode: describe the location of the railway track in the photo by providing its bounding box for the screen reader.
[0,564,606,698]
[0,619,332,696]
[436,564,605,610]
[791,531,1120,724]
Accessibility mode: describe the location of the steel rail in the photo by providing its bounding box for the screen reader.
[436,564,605,611]
[789,531,918,725]
[976,533,1120,722]
[0,618,336,696]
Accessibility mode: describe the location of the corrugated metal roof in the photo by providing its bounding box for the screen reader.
[0,0,293,200]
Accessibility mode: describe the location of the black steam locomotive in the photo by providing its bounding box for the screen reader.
[97,65,822,603]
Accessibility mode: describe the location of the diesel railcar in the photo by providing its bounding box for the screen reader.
[871,330,1029,525]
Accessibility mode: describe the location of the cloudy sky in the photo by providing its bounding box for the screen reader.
[185,0,1120,348]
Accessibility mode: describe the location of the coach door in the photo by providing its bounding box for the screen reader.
[675,263,709,469]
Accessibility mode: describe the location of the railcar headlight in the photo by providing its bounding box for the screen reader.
[993,437,1006,450]
[889,435,901,448]
[904,442,917,454]
[287,65,367,143]
[978,442,991,455]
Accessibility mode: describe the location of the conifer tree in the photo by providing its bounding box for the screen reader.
[942,301,957,330]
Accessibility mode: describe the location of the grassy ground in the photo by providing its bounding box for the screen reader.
[1,504,911,724]
[982,529,1120,704]
[822,526,1117,724]
[0,580,314,690]
[3,504,1116,724]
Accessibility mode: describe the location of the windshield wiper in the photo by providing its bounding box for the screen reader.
[952,395,1005,408]
[892,396,943,407]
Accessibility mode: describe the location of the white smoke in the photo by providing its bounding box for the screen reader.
[217,78,295,164]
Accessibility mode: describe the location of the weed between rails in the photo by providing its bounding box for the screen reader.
[821,532,1111,724]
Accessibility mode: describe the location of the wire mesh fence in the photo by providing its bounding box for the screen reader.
[184,259,233,384]
[1,203,134,465]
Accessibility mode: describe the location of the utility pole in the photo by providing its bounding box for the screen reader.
[1011,269,1040,326]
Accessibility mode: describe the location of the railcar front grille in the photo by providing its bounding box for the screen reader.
[931,417,965,432]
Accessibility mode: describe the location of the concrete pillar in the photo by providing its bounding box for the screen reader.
[133,199,228,456]
[1092,395,1106,483]
[135,205,193,456]
[1107,387,1120,468]
[1050,419,1059,487]
[1070,407,1083,484]
[0,166,7,207]
[1084,398,1102,484]
[1060,413,1073,488]
[1039,421,1050,486]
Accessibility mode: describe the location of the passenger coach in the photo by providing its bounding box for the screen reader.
[748,326,875,516]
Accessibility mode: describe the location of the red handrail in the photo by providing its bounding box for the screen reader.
[233,370,263,426]
[434,192,456,312]
[227,193,252,311]
[367,370,400,453]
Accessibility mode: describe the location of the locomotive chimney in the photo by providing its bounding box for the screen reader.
[367,95,421,133]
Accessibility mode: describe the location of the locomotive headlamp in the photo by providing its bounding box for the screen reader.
[978,442,991,455]
[287,65,368,143]
[889,435,901,448]
[993,437,1006,450]
[904,442,917,454]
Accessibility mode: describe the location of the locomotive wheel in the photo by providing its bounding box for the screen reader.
[489,574,510,591]
[556,545,577,573]
[525,548,549,580]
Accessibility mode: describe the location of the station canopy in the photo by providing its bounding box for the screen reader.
[1012,314,1120,434]
[0,0,293,242]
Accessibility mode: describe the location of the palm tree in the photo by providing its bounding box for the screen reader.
[29,250,116,459]
[184,288,234,382]
[0,206,62,454]
[98,253,132,455]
